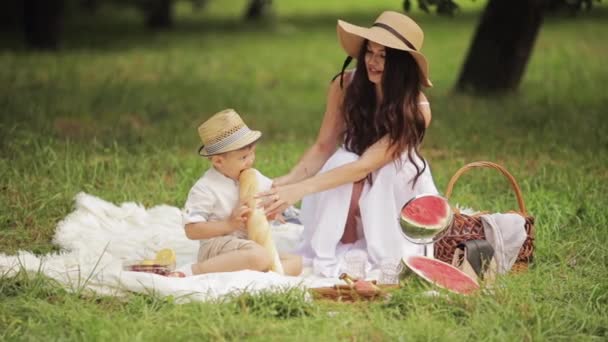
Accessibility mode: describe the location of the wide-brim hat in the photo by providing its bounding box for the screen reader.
[337,11,432,87]
[197,108,262,157]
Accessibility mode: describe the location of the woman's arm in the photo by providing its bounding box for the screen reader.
[273,77,346,186]
[263,89,433,215]
[259,135,396,217]
[298,136,393,193]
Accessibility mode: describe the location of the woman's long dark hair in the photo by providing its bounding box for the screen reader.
[342,40,427,185]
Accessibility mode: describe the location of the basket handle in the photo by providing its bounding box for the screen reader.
[445,161,527,215]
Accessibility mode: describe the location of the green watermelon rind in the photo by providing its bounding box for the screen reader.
[400,195,453,240]
[400,214,452,239]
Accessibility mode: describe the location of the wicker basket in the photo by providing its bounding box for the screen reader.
[433,161,535,270]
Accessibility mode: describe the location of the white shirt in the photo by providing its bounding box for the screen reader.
[182,167,273,231]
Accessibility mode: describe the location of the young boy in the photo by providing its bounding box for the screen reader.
[181,108,302,276]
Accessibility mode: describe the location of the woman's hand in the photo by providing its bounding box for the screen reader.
[256,184,307,218]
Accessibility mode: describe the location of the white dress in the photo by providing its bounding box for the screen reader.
[298,147,439,277]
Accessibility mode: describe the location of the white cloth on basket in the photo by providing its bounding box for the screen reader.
[480,213,527,274]
[299,147,439,277]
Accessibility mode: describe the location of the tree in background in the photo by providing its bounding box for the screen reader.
[11,0,604,94]
[405,0,602,93]
[23,0,65,50]
[455,0,545,93]
[141,0,174,29]
[15,0,269,49]
[244,0,273,20]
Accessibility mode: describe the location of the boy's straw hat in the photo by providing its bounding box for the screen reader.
[197,109,261,156]
[337,11,432,87]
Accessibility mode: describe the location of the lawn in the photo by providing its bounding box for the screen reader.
[1,0,607,340]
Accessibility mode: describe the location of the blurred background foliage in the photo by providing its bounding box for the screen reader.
[1,0,604,93]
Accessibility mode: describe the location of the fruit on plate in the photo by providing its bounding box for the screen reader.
[403,255,479,295]
[400,194,453,240]
[154,248,176,270]
[127,264,171,276]
[354,279,380,296]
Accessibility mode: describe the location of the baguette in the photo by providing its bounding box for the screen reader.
[239,169,284,275]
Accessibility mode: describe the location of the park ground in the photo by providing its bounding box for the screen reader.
[1,0,607,340]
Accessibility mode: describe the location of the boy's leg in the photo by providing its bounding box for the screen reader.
[193,241,272,275]
[279,252,303,276]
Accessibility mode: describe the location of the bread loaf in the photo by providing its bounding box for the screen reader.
[239,169,284,275]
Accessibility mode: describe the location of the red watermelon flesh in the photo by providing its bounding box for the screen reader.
[404,256,479,295]
[401,195,449,227]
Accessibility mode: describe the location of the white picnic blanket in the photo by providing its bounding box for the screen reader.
[0,193,344,302]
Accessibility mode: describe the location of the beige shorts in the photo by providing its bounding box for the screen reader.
[197,235,255,262]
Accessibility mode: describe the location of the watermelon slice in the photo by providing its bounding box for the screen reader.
[399,194,453,241]
[403,255,479,295]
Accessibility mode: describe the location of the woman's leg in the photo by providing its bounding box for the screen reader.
[299,148,359,253]
[341,179,365,244]
[299,148,362,276]
[358,157,438,264]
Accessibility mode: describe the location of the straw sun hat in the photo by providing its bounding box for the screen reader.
[337,11,432,87]
[197,109,262,156]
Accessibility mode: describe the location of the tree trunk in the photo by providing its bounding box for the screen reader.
[23,0,65,50]
[81,0,100,13]
[1,0,22,31]
[144,0,173,29]
[456,0,545,93]
[244,0,272,20]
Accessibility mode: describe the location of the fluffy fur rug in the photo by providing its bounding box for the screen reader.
[0,193,336,302]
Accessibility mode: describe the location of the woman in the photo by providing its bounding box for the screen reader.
[258,11,439,277]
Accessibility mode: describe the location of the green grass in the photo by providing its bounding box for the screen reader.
[1,0,607,340]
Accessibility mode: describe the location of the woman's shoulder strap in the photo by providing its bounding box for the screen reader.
[331,68,356,87]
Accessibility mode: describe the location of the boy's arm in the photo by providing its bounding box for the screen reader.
[184,221,237,240]
[183,180,249,240]
[184,202,251,240]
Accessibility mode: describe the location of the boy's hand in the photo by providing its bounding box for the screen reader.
[229,203,251,233]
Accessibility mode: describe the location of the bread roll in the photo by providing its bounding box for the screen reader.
[239,169,284,275]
